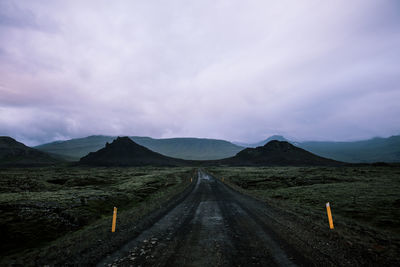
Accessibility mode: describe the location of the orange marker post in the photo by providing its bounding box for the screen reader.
[111,207,117,232]
[191,177,192,182]
[326,202,334,229]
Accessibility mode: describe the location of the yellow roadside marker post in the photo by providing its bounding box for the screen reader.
[111,207,117,232]
[326,202,334,229]
[191,177,193,182]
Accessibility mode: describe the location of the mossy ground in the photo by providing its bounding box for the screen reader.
[207,166,400,253]
[0,166,194,264]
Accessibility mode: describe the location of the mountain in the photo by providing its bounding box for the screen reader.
[0,136,60,166]
[132,137,243,160]
[221,140,341,166]
[35,134,400,163]
[235,135,288,148]
[35,135,116,161]
[296,135,400,163]
[36,136,243,161]
[79,137,185,166]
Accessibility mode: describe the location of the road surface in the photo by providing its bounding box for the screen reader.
[98,170,310,266]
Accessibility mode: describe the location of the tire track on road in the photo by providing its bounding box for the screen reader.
[98,170,308,266]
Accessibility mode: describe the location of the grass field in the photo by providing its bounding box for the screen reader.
[207,166,400,255]
[0,166,194,265]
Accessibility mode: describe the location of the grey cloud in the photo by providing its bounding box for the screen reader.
[0,1,58,32]
[0,0,399,146]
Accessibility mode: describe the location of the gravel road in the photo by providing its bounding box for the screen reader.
[97,170,313,266]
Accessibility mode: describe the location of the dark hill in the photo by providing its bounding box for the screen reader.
[0,136,60,166]
[79,137,185,166]
[221,140,342,166]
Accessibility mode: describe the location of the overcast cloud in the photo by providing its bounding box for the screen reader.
[0,0,399,145]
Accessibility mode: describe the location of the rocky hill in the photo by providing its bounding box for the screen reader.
[221,140,341,166]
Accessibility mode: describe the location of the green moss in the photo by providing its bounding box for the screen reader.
[0,166,193,258]
[207,166,400,235]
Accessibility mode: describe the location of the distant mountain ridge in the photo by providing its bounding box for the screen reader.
[296,135,400,163]
[35,135,243,161]
[34,134,400,163]
[4,134,398,166]
[234,135,288,148]
[0,136,60,166]
[35,135,115,161]
[221,140,341,166]
[130,136,242,160]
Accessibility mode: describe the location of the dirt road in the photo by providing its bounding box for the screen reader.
[97,170,317,266]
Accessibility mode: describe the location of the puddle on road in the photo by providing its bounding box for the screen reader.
[194,201,224,226]
[199,171,212,180]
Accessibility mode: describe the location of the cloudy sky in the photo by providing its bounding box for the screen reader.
[0,0,399,145]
